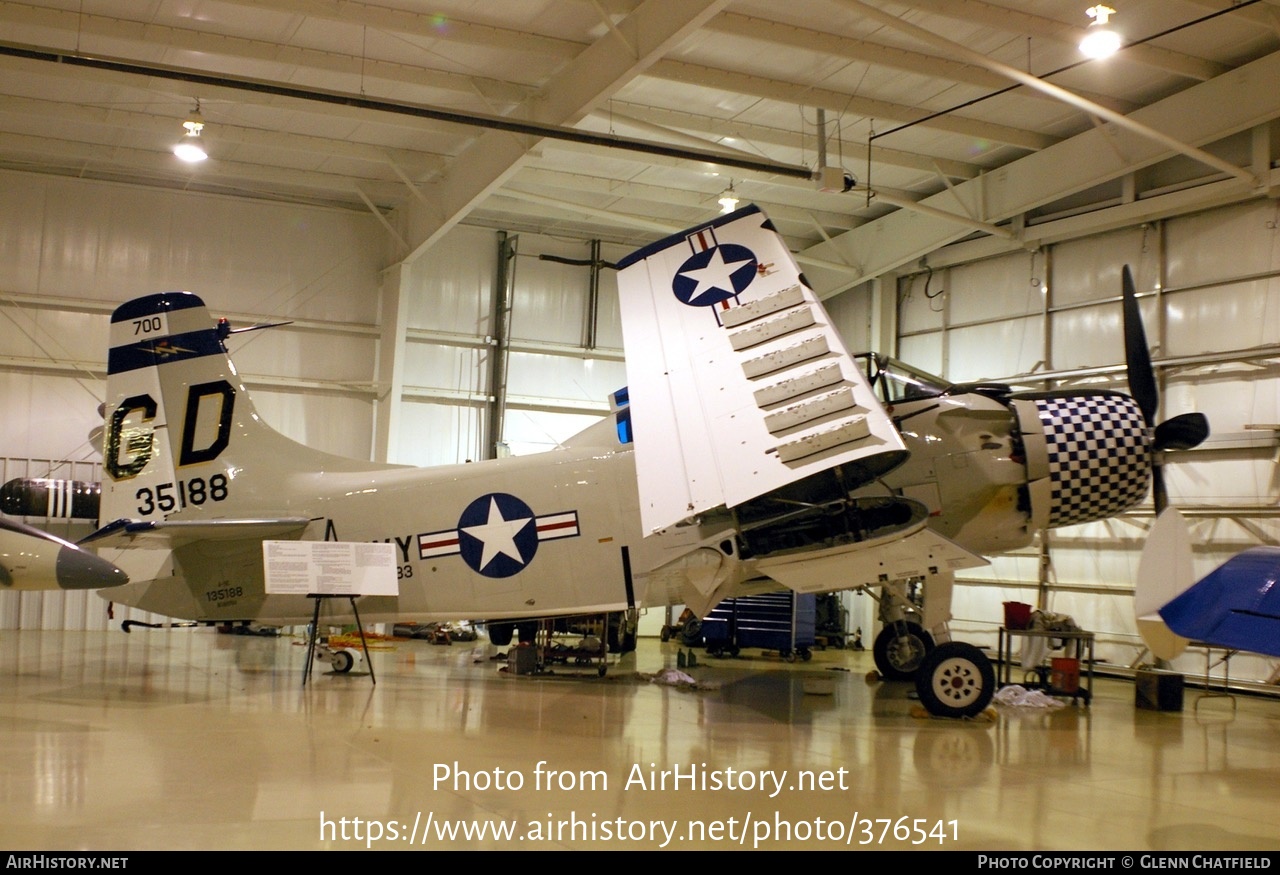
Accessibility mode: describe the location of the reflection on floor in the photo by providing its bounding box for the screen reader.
[2,628,1279,851]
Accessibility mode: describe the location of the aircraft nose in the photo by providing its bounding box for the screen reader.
[55,546,128,590]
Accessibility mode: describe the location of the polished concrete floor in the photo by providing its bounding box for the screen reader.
[2,627,1279,851]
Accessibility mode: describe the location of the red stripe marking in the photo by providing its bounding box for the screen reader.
[419,535,459,550]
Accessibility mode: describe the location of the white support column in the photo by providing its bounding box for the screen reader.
[869,273,898,357]
[373,264,409,464]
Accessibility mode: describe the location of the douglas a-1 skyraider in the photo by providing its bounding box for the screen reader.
[1,205,1205,718]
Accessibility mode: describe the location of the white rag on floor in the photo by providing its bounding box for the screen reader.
[994,684,1066,708]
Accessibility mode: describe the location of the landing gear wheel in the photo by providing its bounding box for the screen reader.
[330,649,355,674]
[800,648,812,662]
[915,642,995,719]
[487,622,514,646]
[607,615,637,654]
[873,623,935,681]
[680,618,703,647]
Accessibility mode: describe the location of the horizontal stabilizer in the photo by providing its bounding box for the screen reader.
[81,517,311,549]
[616,205,906,534]
[1160,546,1280,658]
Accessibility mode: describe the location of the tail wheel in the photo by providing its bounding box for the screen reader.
[915,642,995,719]
[873,623,934,681]
[330,649,355,674]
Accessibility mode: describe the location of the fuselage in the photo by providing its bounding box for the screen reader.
[101,377,1149,626]
[103,441,647,624]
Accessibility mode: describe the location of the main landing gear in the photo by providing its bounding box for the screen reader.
[863,577,996,719]
[915,642,995,719]
[872,621,934,681]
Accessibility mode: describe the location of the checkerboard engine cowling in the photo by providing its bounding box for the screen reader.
[1035,394,1151,528]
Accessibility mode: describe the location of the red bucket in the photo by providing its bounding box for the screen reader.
[1003,601,1032,630]
[1051,657,1080,693]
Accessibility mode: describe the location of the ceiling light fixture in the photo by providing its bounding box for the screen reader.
[1080,5,1122,59]
[718,182,739,214]
[173,101,208,162]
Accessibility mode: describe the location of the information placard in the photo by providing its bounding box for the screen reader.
[263,540,399,596]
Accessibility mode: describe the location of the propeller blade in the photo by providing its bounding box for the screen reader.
[1153,412,1210,452]
[1150,461,1168,515]
[1121,265,1159,426]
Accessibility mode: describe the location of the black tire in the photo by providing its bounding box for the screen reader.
[516,621,538,644]
[800,648,812,662]
[607,615,637,653]
[873,622,935,681]
[680,618,703,646]
[331,649,355,673]
[915,641,995,719]
[659,626,671,642]
[487,622,514,646]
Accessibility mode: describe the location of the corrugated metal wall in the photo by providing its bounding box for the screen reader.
[901,200,1280,685]
[394,228,629,464]
[0,169,386,629]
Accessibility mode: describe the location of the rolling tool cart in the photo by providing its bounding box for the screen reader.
[700,591,816,660]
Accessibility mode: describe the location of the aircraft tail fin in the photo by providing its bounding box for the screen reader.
[99,292,396,526]
[1135,507,1194,660]
[615,204,907,535]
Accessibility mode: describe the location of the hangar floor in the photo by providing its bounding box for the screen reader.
[2,628,1278,852]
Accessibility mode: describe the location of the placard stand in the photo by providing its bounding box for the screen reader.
[302,595,377,687]
[261,539,397,689]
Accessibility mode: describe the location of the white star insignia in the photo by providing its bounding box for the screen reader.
[678,247,752,304]
[462,497,533,570]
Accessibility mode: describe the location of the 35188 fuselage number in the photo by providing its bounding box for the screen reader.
[136,474,229,515]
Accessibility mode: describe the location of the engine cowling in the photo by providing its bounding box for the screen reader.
[1011,390,1151,530]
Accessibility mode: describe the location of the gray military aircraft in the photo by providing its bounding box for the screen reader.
[3,205,1200,717]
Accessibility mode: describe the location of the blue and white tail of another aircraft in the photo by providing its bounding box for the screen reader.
[1137,508,1280,660]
